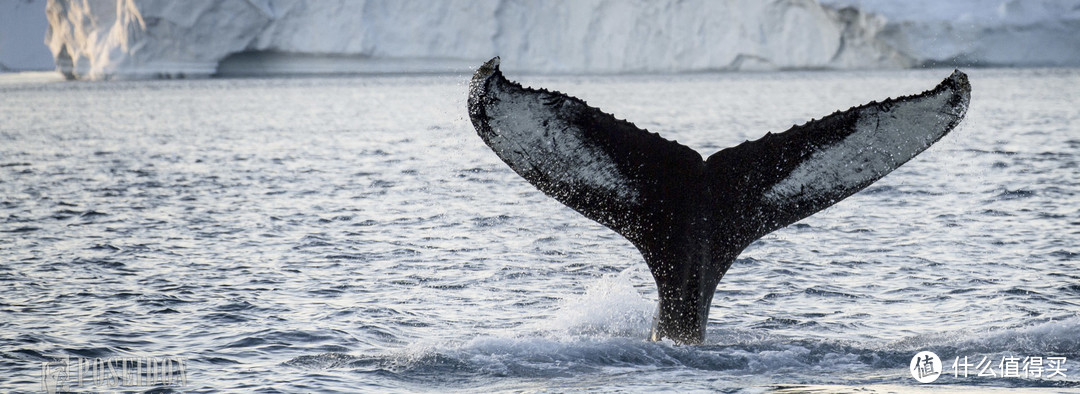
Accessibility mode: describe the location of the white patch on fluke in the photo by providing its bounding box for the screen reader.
[484,82,641,203]
[764,89,956,203]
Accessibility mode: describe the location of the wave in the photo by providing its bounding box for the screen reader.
[285,326,1079,387]
[283,271,1080,387]
[891,316,1080,357]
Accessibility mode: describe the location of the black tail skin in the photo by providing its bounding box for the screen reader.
[467,57,970,344]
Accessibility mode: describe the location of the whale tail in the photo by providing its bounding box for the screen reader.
[468,57,970,343]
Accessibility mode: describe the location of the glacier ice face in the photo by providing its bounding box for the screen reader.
[491,0,911,73]
[44,0,909,80]
[42,0,1080,80]
[822,0,1080,67]
[46,0,271,79]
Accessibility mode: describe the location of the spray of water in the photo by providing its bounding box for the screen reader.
[540,267,657,339]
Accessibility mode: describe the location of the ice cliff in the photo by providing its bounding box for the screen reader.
[38,0,1080,80]
[822,0,1080,67]
[43,0,907,80]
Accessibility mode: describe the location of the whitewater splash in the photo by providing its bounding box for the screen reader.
[330,238,1080,387]
[284,271,1080,389]
[291,253,1078,381]
[540,268,656,339]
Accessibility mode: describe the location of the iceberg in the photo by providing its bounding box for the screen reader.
[40,0,1080,80]
[822,0,1080,67]
[44,0,908,80]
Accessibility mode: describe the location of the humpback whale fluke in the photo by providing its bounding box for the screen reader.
[468,56,970,344]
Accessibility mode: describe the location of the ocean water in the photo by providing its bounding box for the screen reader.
[1,68,1078,392]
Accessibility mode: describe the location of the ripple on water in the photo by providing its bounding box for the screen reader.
[1,70,1078,390]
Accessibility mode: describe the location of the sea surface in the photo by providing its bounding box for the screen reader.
[1,68,1078,392]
